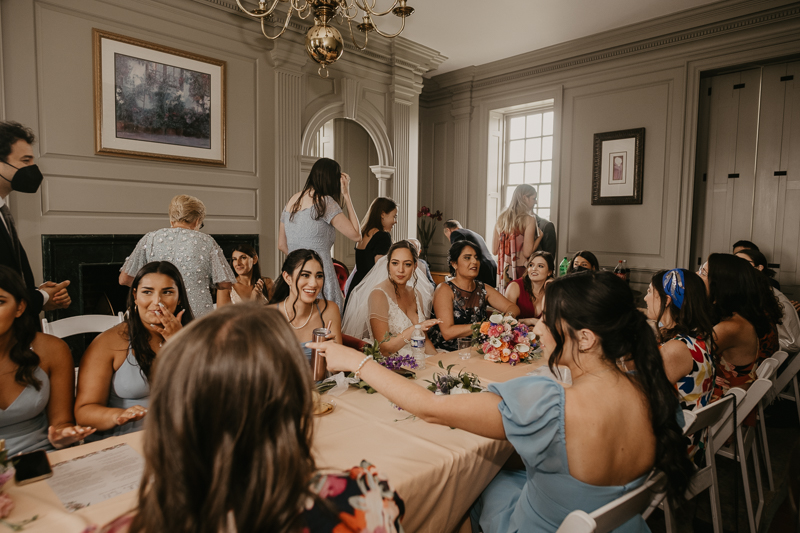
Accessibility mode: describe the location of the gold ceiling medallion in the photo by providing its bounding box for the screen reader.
[235,0,413,77]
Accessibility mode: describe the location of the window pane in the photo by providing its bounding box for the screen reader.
[543,112,554,135]
[508,163,524,184]
[538,184,551,208]
[505,187,515,208]
[526,114,542,137]
[542,136,553,160]
[538,208,550,221]
[509,117,525,140]
[509,140,524,163]
[525,138,541,161]
[541,160,552,181]
[525,162,540,184]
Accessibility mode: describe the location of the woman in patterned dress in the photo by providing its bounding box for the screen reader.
[492,184,542,293]
[643,269,716,411]
[84,304,403,533]
[279,158,361,311]
[428,240,519,352]
[697,254,782,401]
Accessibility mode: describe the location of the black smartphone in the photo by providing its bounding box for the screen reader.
[13,450,53,485]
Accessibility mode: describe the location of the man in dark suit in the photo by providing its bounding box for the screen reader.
[443,220,497,288]
[0,121,71,315]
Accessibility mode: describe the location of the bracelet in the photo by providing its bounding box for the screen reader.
[354,355,373,381]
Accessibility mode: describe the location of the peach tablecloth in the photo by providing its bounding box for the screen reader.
[3,350,546,533]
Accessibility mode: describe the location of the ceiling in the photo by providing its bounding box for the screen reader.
[383,0,725,76]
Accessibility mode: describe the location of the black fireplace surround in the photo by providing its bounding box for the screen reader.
[41,234,258,363]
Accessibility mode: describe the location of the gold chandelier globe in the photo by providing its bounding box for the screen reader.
[235,0,414,77]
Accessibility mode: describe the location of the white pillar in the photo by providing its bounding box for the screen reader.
[370,165,395,197]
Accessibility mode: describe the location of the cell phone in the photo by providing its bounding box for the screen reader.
[13,450,53,485]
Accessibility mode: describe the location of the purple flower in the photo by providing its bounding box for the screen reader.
[380,354,419,371]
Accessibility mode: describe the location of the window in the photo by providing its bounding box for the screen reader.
[502,109,554,221]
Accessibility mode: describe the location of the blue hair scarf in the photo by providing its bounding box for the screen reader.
[662,269,685,309]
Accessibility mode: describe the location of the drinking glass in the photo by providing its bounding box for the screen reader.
[457,337,472,360]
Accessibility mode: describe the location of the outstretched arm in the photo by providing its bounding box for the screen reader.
[309,341,507,439]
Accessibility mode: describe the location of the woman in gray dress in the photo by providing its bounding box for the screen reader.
[279,158,361,310]
[119,194,236,318]
[0,267,94,455]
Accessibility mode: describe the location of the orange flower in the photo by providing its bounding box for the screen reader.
[500,352,510,362]
[480,322,490,334]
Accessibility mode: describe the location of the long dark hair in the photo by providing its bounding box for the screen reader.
[269,249,328,321]
[0,266,41,390]
[522,251,554,303]
[447,240,482,277]
[567,250,599,274]
[126,262,194,380]
[232,244,267,298]
[543,271,693,505]
[360,197,397,236]
[650,269,717,362]
[386,240,418,298]
[706,253,782,338]
[736,248,778,280]
[290,158,341,221]
[129,305,316,533]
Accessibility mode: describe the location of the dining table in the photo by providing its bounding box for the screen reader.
[2,348,548,533]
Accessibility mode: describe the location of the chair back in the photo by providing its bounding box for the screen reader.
[771,350,788,367]
[42,312,124,338]
[756,357,779,380]
[768,350,800,401]
[556,471,667,533]
[682,394,735,439]
[708,388,746,454]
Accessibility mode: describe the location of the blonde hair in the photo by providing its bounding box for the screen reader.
[168,195,206,225]
[496,184,535,234]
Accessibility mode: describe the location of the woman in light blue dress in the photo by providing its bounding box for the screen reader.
[0,267,93,455]
[310,271,694,533]
[76,262,194,440]
[279,158,361,311]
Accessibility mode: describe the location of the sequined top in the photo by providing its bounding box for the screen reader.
[121,228,236,317]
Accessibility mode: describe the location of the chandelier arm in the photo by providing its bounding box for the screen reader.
[235,0,280,18]
[361,0,399,18]
[339,3,359,21]
[346,19,370,51]
[370,13,405,38]
[291,0,311,16]
[259,10,294,40]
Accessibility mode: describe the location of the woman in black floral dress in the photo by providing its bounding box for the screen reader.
[428,240,520,351]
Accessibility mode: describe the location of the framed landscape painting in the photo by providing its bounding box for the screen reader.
[591,128,645,205]
[93,29,226,166]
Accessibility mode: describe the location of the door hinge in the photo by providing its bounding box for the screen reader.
[733,83,745,89]
[780,75,794,82]
[774,171,787,176]
[728,173,740,179]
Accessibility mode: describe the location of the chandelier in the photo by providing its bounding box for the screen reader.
[235,0,414,77]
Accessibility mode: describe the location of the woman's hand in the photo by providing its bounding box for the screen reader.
[418,319,442,333]
[113,405,148,427]
[340,172,351,196]
[149,302,185,340]
[306,340,365,373]
[250,279,265,301]
[48,424,96,449]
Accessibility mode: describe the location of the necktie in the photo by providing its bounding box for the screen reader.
[0,203,25,284]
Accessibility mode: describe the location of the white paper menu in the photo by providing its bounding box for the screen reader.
[45,443,144,512]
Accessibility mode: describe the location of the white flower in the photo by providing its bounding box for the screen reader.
[516,344,530,353]
[490,338,502,348]
[450,385,471,395]
[490,313,504,324]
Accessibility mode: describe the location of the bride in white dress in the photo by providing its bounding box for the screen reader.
[342,241,440,357]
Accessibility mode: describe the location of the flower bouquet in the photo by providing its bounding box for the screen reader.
[426,360,484,395]
[471,313,541,365]
[0,440,14,520]
[416,206,443,261]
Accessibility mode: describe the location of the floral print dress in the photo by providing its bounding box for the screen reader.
[497,231,524,294]
[428,280,488,352]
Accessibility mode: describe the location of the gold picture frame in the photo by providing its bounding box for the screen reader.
[93,29,226,166]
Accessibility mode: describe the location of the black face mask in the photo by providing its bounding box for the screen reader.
[0,162,43,194]
[574,265,591,273]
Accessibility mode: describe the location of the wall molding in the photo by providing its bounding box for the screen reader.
[422,1,800,103]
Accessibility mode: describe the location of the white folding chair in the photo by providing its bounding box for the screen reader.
[663,392,742,533]
[716,373,779,533]
[42,312,124,338]
[765,350,800,425]
[755,356,782,490]
[42,312,125,387]
[555,471,667,533]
